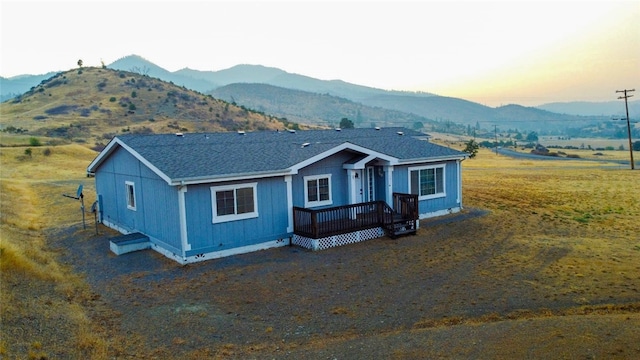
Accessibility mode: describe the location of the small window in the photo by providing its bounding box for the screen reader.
[211,183,258,223]
[304,174,332,207]
[125,181,136,210]
[409,165,446,200]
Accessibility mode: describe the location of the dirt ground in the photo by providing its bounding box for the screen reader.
[49,206,640,359]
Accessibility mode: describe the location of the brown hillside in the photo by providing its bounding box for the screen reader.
[0,67,303,147]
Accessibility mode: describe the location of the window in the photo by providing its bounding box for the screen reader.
[409,165,445,199]
[366,167,375,202]
[304,174,332,207]
[211,183,258,223]
[125,181,136,210]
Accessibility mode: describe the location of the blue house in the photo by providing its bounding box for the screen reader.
[87,127,468,264]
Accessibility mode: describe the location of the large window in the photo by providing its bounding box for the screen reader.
[211,183,258,223]
[125,181,136,210]
[409,165,445,200]
[304,174,332,207]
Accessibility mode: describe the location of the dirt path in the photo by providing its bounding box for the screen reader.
[51,207,640,359]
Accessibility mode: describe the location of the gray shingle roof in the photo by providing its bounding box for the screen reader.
[92,127,466,183]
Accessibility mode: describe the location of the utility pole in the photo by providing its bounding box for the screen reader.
[616,89,635,170]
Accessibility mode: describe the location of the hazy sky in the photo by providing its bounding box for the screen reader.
[1,0,638,107]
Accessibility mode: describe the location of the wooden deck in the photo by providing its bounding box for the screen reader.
[293,193,418,239]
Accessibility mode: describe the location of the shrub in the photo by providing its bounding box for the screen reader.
[24,148,32,157]
[45,105,77,115]
[45,79,64,88]
[109,97,117,102]
[43,148,52,156]
[29,137,42,146]
[92,143,106,152]
[131,126,154,134]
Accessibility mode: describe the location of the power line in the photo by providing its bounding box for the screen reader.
[616,89,635,170]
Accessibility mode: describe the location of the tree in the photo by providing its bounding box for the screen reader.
[339,118,354,129]
[77,59,83,68]
[633,140,640,151]
[462,139,479,158]
[526,131,538,142]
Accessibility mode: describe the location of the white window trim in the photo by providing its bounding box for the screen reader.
[408,164,446,200]
[304,174,333,208]
[210,182,258,224]
[125,181,136,211]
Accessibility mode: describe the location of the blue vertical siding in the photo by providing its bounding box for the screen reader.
[94,147,180,251]
[184,176,289,256]
[292,151,353,208]
[394,161,460,215]
[138,164,181,252]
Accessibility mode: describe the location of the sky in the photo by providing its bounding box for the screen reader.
[1,0,638,107]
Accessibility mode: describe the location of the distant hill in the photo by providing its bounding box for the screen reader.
[0,67,297,147]
[536,100,640,117]
[2,54,634,137]
[109,55,219,93]
[0,72,58,102]
[210,83,438,129]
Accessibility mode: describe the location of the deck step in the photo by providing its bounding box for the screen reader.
[109,232,150,255]
[388,218,417,238]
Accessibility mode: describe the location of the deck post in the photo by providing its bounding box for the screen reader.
[311,210,318,239]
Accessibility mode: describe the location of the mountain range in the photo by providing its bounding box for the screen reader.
[2,54,638,135]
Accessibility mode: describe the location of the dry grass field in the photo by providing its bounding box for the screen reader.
[0,144,111,358]
[1,142,639,359]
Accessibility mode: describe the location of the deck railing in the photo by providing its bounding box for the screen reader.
[392,192,419,221]
[293,193,418,239]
